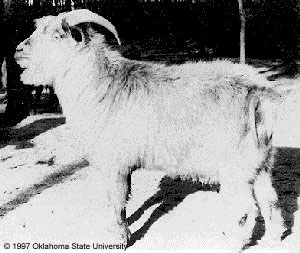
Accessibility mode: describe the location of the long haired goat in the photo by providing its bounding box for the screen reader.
[14,9,285,250]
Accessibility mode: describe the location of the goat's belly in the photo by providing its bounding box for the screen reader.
[146,140,261,183]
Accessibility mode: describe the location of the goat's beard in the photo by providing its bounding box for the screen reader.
[20,65,53,86]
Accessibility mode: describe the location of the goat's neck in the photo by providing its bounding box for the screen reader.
[54,49,117,121]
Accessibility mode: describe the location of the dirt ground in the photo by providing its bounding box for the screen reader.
[0,62,300,252]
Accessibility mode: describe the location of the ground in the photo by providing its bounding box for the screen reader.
[0,61,300,252]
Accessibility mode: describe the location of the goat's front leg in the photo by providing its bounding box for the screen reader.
[94,159,131,246]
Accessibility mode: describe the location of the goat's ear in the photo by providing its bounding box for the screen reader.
[61,19,83,43]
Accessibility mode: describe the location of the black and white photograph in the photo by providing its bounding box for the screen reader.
[0,0,299,252]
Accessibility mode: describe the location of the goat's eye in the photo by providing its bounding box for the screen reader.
[53,33,61,40]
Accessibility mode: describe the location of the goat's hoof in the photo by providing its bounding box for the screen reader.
[259,226,285,246]
[106,223,131,247]
[257,236,282,247]
[121,226,131,247]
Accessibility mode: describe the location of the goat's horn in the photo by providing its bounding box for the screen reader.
[60,9,121,45]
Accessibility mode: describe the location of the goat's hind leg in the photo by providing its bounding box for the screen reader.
[254,170,285,245]
[219,169,258,249]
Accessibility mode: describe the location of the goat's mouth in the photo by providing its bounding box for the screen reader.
[14,54,31,69]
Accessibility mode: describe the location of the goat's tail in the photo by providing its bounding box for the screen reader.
[245,89,280,149]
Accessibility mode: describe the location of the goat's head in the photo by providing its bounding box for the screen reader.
[15,9,121,86]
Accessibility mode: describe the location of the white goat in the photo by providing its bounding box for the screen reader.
[14,9,285,249]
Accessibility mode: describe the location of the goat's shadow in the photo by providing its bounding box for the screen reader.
[272,147,300,237]
[127,176,220,247]
[127,146,300,248]
[0,116,65,150]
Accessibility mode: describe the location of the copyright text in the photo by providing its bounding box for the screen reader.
[2,242,126,250]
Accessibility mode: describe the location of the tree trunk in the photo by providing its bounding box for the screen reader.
[238,0,246,64]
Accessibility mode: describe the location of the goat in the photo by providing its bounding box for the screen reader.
[14,9,285,250]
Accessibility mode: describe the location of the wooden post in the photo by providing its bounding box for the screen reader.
[237,0,246,64]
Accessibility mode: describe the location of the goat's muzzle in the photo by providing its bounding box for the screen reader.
[14,50,30,69]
